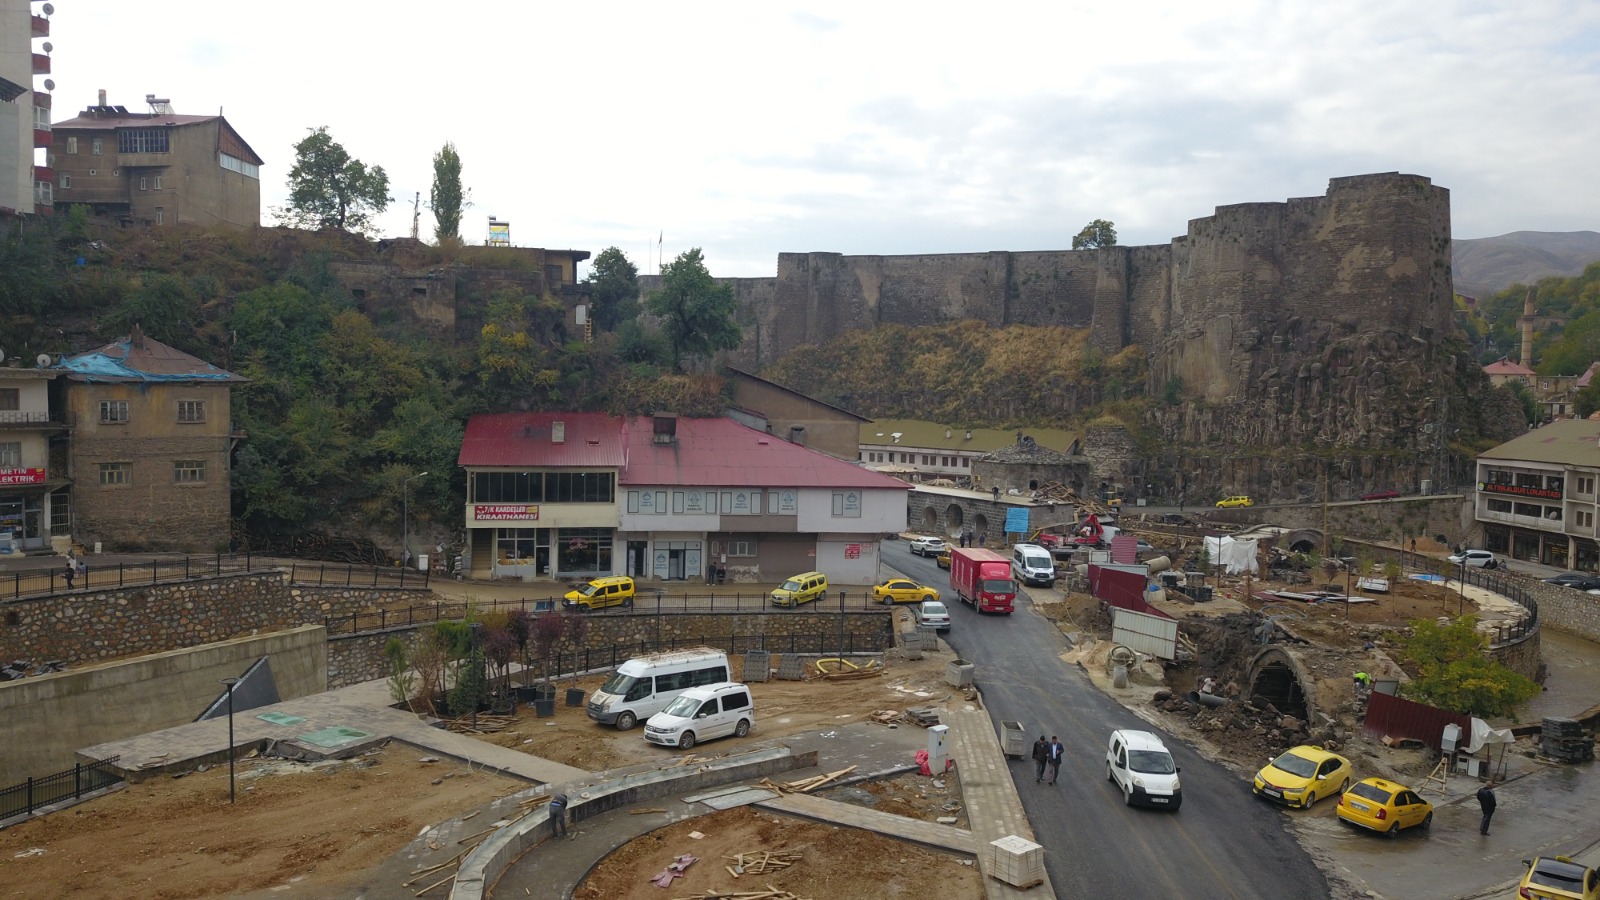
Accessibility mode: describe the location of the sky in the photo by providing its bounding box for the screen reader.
[35,0,1600,278]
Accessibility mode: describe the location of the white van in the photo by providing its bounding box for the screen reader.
[1106,729,1181,809]
[644,682,754,749]
[1012,543,1057,587]
[586,647,731,730]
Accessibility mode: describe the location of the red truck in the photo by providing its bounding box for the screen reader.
[948,547,1016,614]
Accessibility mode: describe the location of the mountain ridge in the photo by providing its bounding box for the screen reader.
[1453,230,1600,298]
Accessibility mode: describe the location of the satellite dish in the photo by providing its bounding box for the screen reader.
[41,2,54,14]
[36,353,52,368]
[43,79,55,91]
[41,42,52,53]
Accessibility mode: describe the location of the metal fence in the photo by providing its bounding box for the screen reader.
[322,589,891,636]
[517,629,894,683]
[286,563,430,590]
[0,757,123,822]
[0,554,429,601]
[1411,555,1540,645]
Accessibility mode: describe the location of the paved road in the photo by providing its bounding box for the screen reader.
[886,543,1331,900]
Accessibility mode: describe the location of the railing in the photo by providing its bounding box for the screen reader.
[518,630,892,683]
[0,554,427,601]
[323,589,890,636]
[1412,555,1540,645]
[286,563,430,590]
[0,757,123,823]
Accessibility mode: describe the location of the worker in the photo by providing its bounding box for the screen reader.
[1353,671,1371,696]
[1201,676,1217,695]
[549,792,569,838]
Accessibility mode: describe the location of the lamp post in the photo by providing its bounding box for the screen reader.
[403,471,430,569]
[220,677,239,803]
[1459,557,1466,617]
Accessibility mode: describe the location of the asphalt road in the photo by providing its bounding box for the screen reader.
[884,542,1332,900]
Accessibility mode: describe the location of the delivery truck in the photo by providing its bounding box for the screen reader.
[949,547,1016,614]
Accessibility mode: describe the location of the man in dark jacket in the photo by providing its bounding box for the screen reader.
[1477,780,1496,835]
[1032,736,1049,783]
[1046,736,1065,785]
[549,792,569,838]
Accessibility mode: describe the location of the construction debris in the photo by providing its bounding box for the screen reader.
[723,849,802,876]
[443,713,519,734]
[757,766,856,795]
[650,853,698,887]
[813,657,884,680]
[671,889,811,899]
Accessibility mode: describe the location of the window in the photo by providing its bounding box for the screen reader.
[98,462,131,486]
[154,207,164,225]
[117,129,169,154]
[99,400,129,424]
[726,541,755,557]
[219,152,259,179]
[173,460,205,483]
[66,136,78,154]
[472,472,542,503]
[49,489,70,536]
[545,471,614,503]
[152,174,162,191]
[831,490,862,517]
[139,176,148,191]
[58,173,70,190]
[0,388,17,410]
[720,691,750,712]
[0,443,19,466]
[1486,498,1512,513]
[91,138,103,155]
[1580,477,1595,496]
[176,399,205,423]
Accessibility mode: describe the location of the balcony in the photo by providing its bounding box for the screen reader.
[32,14,49,37]
[32,53,49,75]
[33,165,51,182]
[34,129,51,149]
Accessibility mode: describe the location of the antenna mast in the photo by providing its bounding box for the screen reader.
[411,192,421,240]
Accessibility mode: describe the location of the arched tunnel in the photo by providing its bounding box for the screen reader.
[1244,646,1314,722]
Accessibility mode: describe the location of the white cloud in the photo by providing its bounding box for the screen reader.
[40,0,1600,277]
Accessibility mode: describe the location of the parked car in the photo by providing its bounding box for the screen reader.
[1544,573,1600,592]
[1215,495,1254,508]
[1448,549,1499,569]
[1252,745,1351,808]
[1518,855,1600,900]
[643,682,754,750]
[1335,777,1433,837]
[563,575,636,610]
[1134,539,1156,553]
[1105,729,1181,809]
[770,571,829,607]
[913,600,951,633]
[1360,489,1401,501]
[909,536,947,557]
[872,578,939,605]
[935,549,951,570]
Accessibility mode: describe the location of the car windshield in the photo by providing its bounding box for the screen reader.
[779,580,801,591]
[1128,749,1175,775]
[599,673,635,695]
[1270,751,1318,779]
[1348,782,1394,804]
[661,695,701,717]
[577,583,601,597]
[982,579,1015,594]
[922,603,947,616]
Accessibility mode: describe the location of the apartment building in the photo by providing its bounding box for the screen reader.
[1474,418,1600,571]
[0,0,53,215]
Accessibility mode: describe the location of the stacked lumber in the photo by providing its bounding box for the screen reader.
[444,713,518,734]
[723,850,802,877]
[757,765,856,795]
[672,889,811,900]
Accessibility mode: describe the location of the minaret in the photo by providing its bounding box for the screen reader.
[1520,289,1535,369]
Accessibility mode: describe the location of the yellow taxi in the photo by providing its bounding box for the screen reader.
[1335,777,1433,837]
[563,575,636,610]
[1252,745,1351,808]
[1518,856,1600,900]
[1215,495,1254,508]
[872,578,939,605]
[935,550,951,570]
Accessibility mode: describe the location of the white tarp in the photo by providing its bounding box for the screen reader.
[1203,535,1260,575]
[1465,717,1515,754]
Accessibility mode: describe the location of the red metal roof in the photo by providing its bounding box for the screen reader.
[620,416,909,490]
[1482,357,1535,376]
[458,413,626,468]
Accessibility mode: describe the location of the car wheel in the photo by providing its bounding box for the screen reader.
[1385,821,1400,839]
[679,731,696,750]
[735,719,750,738]
[1301,792,1315,809]
[881,595,893,605]
[1338,778,1350,795]
[922,594,935,603]
[623,597,633,608]
[615,711,636,731]
[1420,811,1432,831]
[1107,764,1114,784]
[1124,783,1135,806]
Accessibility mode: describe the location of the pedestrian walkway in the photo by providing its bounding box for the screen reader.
[756,791,977,854]
[942,704,1055,898]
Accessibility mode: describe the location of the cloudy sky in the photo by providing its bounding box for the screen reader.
[38,0,1600,277]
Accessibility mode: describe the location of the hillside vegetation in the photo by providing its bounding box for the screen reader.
[1464,260,1600,378]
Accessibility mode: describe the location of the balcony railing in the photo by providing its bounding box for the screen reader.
[31,14,49,37]
[31,53,49,75]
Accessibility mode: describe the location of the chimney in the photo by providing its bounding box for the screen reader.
[652,412,678,445]
[788,425,805,446]
[129,323,145,349]
[98,88,106,106]
[551,420,565,443]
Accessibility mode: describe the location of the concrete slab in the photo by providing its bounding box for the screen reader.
[756,791,976,854]
[700,787,780,809]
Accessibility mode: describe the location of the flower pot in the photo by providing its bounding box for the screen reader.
[532,684,558,703]
[533,698,557,718]
[566,687,586,707]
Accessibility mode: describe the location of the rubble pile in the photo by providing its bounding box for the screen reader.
[1151,689,1324,757]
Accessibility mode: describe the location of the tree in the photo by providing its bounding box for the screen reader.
[586,246,640,331]
[277,127,391,236]
[429,142,468,243]
[1072,219,1118,250]
[647,248,741,370]
[1396,616,1540,717]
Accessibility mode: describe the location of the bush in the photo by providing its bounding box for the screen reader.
[1396,616,1540,717]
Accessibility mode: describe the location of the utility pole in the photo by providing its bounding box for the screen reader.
[411,192,421,241]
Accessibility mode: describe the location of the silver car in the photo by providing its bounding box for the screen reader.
[910,536,947,557]
[914,600,951,634]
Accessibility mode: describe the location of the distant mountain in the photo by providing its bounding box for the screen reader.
[1453,230,1600,299]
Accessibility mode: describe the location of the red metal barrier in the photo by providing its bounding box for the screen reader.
[1361,690,1471,753]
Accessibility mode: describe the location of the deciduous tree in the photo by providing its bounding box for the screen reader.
[648,248,741,370]
[586,246,640,331]
[429,142,468,243]
[1397,616,1539,717]
[277,127,391,236]
[1072,218,1118,250]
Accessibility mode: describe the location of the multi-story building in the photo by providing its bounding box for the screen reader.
[52,325,244,551]
[857,419,1079,486]
[0,0,53,216]
[0,365,68,553]
[724,366,868,462]
[50,91,260,228]
[458,412,909,585]
[1473,418,1600,571]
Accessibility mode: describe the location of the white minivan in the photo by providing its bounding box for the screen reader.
[643,681,754,750]
[586,647,731,730]
[1106,729,1182,809]
[1012,543,1057,588]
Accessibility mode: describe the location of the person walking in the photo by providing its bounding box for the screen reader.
[63,561,75,590]
[549,792,569,838]
[1031,735,1049,783]
[1045,735,1064,785]
[1477,780,1497,835]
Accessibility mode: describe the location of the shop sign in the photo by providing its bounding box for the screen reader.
[475,504,539,521]
[1479,482,1561,501]
[0,468,45,486]
[844,543,861,559]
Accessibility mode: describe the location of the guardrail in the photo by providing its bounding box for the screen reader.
[1411,555,1539,645]
[0,757,123,822]
[0,555,429,601]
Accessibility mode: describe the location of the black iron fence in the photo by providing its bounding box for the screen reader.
[0,554,429,601]
[515,629,893,684]
[323,589,892,636]
[1411,555,1540,645]
[0,757,123,822]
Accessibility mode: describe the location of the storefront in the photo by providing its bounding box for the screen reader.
[485,526,617,580]
[0,467,53,553]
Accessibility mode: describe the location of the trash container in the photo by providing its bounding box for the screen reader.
[946,658,975,688]
[416,553,429,572]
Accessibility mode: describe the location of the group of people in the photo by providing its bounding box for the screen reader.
[956,528,984,548]
[1031,735,1065,785]
[61,553,87,589]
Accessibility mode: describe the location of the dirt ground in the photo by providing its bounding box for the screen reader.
[574,805,981,900]
[818,768,969,828]
[0,748,522,900]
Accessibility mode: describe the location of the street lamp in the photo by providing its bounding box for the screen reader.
[219,677,239,803]
[403,471,430,569]
[1459,557,1467,617]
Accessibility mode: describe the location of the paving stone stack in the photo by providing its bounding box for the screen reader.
[1541,717,1595,764]
[774,654,807,681]
[742,650,771,682]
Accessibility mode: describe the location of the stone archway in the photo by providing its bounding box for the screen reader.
[972,514,991,544]
[921,507,939,531]
[945,504,965,533]
[1244,646,1315,722]
[1282,529,1324,554]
